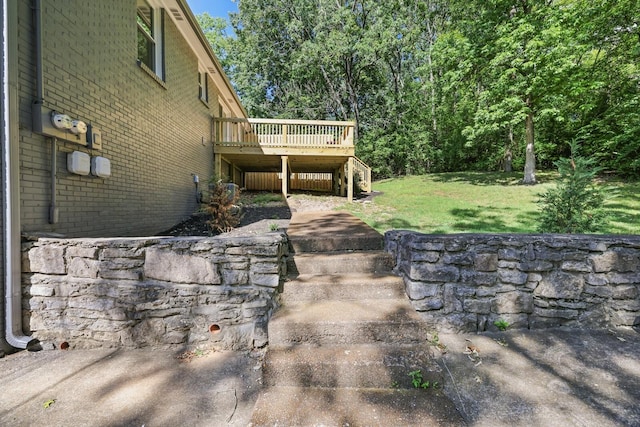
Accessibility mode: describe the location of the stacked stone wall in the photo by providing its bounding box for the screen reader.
[22,234,288,350]
[385,231,640,332]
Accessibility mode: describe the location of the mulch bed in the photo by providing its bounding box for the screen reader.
[158,205,292,237]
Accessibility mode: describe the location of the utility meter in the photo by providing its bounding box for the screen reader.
[51,112,73,130]
[70,120,87,134]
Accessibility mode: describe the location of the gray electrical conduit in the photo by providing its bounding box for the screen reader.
[2,0,37,349]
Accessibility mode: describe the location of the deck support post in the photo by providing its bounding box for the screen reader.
[214,154,222,180]
[281,156,289,197]
[347,157,354,202]
[340,162,346,197]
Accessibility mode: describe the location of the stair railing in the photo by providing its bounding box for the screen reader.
[353,156,372,193]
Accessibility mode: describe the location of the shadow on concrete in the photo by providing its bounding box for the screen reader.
[0,348,262,426]
[255,302,466,425]
[436,328,640,426]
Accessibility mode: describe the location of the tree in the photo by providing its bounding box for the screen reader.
[569,0,640,176]
[196,13,233,73]
[538,141,608,233]
[450,0,587,183]
[227,0,378,121]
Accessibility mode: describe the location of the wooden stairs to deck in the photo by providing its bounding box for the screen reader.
[250,212,464,426]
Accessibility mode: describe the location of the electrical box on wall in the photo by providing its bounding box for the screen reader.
[32,105,89,146]
[86,124,103,150]
[67,151,91,175]
[91,156,111,178]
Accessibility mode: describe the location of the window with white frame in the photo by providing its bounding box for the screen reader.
[137,0,164,80]
[198,69,209,103]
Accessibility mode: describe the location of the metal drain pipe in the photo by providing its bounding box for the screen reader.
[3,0,33,349]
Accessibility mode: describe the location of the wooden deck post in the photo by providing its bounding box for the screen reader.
[347,157,354,202]
[214,154,222,180]
[281,156,289,197]
[339,162,346,197]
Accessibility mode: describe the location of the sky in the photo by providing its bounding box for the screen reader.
[186,0,238,19]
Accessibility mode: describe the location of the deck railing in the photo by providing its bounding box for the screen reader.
[213,118,355,148]
[354,156,372,192]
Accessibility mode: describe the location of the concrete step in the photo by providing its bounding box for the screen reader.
[253,211,465,424]
[282,273,406,302]
[287,211,383,254]
[263,344,441,389]
[289,233,383,253]
[250,386,466,426]
[268,299,429,347]
[287,251,394,275]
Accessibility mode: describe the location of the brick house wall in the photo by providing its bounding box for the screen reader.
[17,0,224,237]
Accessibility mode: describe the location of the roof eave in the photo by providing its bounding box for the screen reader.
[162,0,248,119]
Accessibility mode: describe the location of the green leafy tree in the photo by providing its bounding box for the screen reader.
[569,0,640,176]
[450,0,589,183]
[537,142,608,233]
[196,13,233,73]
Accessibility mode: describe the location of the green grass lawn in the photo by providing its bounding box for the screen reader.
[338,172,640,235]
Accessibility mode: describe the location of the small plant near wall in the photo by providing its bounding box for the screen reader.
[408,370,431,389]
[206,178,241,233]
[494,318,510,331]
[427,332,448,353]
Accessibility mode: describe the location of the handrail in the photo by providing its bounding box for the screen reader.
[353,156,372,192]
[213,117,355,147]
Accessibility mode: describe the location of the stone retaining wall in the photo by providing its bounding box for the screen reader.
[385,231,640,332]
[22,234,288,350]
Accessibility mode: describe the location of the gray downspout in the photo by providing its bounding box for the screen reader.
[31,0,57,225]
[2,0,33,349]
[34,0,43,107]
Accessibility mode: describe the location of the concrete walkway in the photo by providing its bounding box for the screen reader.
[436,328,640,426]
[0,348,262,426]
[1,211,639,426]
[2,328,638,426]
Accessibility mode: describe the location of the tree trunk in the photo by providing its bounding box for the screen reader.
[504,150,513,172]
[426,20,438,140]
[504,127,514,172]
[522,108,536,184]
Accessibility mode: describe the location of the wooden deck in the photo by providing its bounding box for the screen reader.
[213,118,371,199]
[214,118,355,158]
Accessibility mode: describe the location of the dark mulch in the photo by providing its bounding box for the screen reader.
[158,205,292,237]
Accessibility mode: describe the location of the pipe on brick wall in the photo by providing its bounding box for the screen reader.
[3,0,33,349]
[50,137,58,224]
[33,0,43,105]
[32,0,57,225]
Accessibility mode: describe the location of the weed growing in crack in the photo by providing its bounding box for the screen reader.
[409,370,431,389]
[494,318,510,331]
